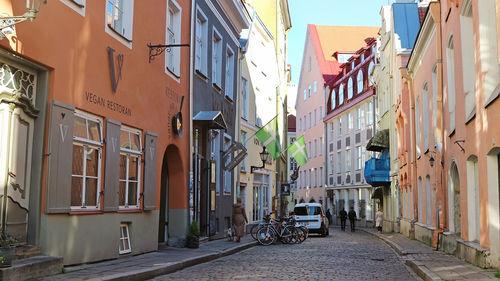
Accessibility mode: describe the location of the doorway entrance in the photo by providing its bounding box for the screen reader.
[159,150,169,243]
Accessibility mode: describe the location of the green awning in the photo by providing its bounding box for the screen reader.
[366,129,389,152]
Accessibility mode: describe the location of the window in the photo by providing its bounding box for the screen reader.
[347,77,353,99]
[319,106,322,119]
[71,111,103,209]
[303,89,306,100]
[314,169,317,187]
[61,0,86,16]
[416,97,421,156]
[119,223,131,254]
[432,66,438,131]
[319,167,323,186]
[241,76,249,119]
[106,0,134,41]
[460,4,476,119]
[337,151,342,173]
[356,146,362,170]
[313,81,317,93]
[331,89,336,110]
[195,7,208,75]
[166,0,182,77]
[346,148,351,171]
[367,101,373,124]
[314,139,317,157]
[338,117,342,135]
[308,85,311,97]
[361,54,365,61]
[351,61,355,70]
[225,46,235,100]
[308,142,311,159]
[339,84,344,105]
[348,112,352,133]
[298,118,302,131]
[119,126,142,209]
[304,115,306,130]
[308,169,311,187]
[212,29,222,87]
[368,62,374,86]
[446,36,456,132]
[357,70,364,94]
[240,131,247,171]
[223,134,232,194]
[329,155,334,175]
[319,137,323,156]
[356,107,361,130]
[308,112,311,128]
[422,84,429,150]
[314,109,317,126]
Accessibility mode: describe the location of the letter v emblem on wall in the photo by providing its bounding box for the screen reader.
[107,47,124,93]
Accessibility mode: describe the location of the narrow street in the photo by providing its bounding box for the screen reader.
[150,228,418,281]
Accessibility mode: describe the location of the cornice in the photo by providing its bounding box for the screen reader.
[407,3,437,74]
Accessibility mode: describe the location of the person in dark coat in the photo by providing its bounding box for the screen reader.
[339,208,348,231]
[348,207,357,232]
[326,209,332,224]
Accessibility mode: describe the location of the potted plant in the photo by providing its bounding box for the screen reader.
[185,221,200,249]
[0,233,18,267]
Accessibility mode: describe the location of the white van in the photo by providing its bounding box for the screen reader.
[294,203,329,236]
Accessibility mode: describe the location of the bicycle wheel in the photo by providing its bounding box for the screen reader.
[299,225,309,240]
[257,226,276,246]
[280,226,294,244]
[295,226,306,243]
[250,223,260,240]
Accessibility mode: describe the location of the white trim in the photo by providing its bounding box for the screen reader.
[165,0,182,80]
[59,0,86,16]
[204,0,240,46]
[195,5,209,76]
[104,0,134,49]
[212,27,223,87]
[119,223,132,254]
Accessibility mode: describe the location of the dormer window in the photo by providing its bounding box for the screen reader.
[347,77,353,99]
[331,89,336,110]
[357,70,364,94]
[361,54,365,61]
[339,84,344,105]
[351,61,355,70]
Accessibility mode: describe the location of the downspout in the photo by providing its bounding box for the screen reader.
[188,0,195,225]
[1,103,14,238]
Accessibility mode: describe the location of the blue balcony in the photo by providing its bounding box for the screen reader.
[364,150,390,187]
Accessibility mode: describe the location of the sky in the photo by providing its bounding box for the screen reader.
[287,0,394,85]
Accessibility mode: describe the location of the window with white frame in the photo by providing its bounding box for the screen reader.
[422,84,429,151]
[319,167,323,186]
[361,54,365,61]
[329,154,334,175]
[308,85,311,97]
[71,111,103,209]
[298,118,302,131]
[339,84,344,104]
[225,46,235,100]
[212,29,222,87]
[308,142,311,159]
[314,139,317,157]
[308,112,311,128]
[119,126,142,209]
[336,151,342,173]
[314,109,317,126]
[368,61,374,86]
[119,223,131,254]
[314,169,317,187]
[166,0,181,77]
[356,146,362,170]
[348,112,352,133]
[415,97,421,156]
[367,101,373,124]
[223,134,232,193]
[357,107,361,130]
[308,169,311,187]
[240,131,247,171]
[303,89,306,100]
[319,137,323,156]
[313,81,317,93]
[60,0,86,15]
[357,70,363,94]
[195,7,208,75]
[241,76,249,119]
[338,117,342,135]
[319,106,322,119]
[331,89,336,110]
[347,77,353,99]
[106,0,134,41]
[346,148,351,171]
[446,36,456,132]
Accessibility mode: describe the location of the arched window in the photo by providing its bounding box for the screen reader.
[347,77,353,99]
[331,89,336,110]
[368,61,374,86]
[339,84,344,105]
[357,70,364,94]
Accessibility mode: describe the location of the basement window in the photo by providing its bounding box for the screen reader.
[119,223,132,254]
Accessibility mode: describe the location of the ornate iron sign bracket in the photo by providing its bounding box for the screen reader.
[147,43,190,63]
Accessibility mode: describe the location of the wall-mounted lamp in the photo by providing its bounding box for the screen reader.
[147,43,190,63]
[0,0,46,38]
[428,150,442,167]
[250,146,270,173]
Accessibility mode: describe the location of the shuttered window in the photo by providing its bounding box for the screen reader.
[119,127,142,209]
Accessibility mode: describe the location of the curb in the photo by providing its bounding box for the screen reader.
[100,241,258,281]
[362,229,437,281]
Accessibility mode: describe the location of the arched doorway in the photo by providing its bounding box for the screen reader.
[159,145,185,245]
[449,162,461,234]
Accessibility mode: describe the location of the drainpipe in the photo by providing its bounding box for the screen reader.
[1,103,14,238]
[188,0,195,226]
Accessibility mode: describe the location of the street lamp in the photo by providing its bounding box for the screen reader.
[0,0,46,38]
[429,155,435,167]
[251,146,270,173]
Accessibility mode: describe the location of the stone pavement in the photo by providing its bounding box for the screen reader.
[363,228,499,281]
[38,236,257,281]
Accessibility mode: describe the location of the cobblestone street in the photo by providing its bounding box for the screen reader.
[150,228,418,281]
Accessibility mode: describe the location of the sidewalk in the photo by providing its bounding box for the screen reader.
[39,236,257,281]
[363,228,499,281]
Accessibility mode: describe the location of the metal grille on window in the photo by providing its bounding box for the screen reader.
[119,223,131,254]
[0,63,37,103]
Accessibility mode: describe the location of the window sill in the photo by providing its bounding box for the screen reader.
[118,208,142,213]
[213,83,222,93]
[465,110,476,125]
[423,148,429,155]
[224,95,233,103]
[70,210,103,215]
[485,84,500,109]
[448,128,456,138]
[195,69,208,81]
[71,0,85,8]
[107,24,132,43]
[167,67,180,79]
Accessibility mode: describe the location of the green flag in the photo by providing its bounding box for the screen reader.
[255,116,281,159]
[288,135,308,166]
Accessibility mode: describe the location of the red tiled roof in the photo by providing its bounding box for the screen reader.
[418,7,427,25]
[288,114,296,132]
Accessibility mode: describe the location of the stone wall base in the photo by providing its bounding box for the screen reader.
[414,223,435,247]
[439,232,458,255]
[400,219,411,238]
[456,239,490,269]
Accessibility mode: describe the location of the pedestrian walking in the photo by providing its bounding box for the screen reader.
[376,208,384,233]
[348,207,357,232]
[339,208,347,231]
[232,197,248,243]
[326,208,332,224]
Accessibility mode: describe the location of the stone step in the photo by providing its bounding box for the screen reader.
[14,245,41,260]
[0,255,63,281]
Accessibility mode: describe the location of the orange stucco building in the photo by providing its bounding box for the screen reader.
[0,0,190,265]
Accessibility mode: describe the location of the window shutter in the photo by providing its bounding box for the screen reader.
[46,101,74,213]
[143,131,158,210]
[103,119,121,212]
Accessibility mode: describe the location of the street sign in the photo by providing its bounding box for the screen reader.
[222,141,247,170]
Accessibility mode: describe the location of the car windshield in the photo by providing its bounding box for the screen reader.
[294,206,322,215]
